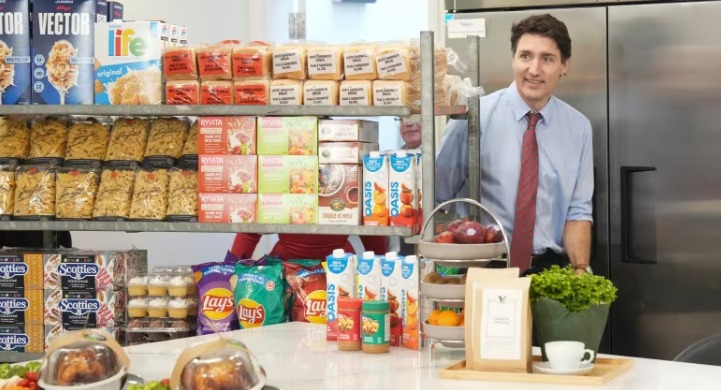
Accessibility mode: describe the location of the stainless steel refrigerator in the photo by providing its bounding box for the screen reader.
[445,0,721,360]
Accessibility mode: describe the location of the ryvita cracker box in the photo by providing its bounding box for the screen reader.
[94,20,163,104]
[32,0,98,104]
[0,0,30,104]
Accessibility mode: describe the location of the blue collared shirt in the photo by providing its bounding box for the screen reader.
[436,82,594,254]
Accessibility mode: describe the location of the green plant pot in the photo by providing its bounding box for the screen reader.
[532,297,610,362]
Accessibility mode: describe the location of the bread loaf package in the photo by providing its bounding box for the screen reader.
[376,44,414,81]
[232,42,273,79]
[197,41,236,81]
[344,44,378,80]
[340,80,373,107]
[273,45,307,80]
[201,80,234,105]
[166,80,200,105]
[307,45,344,80]
[372,80,412,107]
[163,46,198,81]
[270,80,303,105]
[303,80,339,106]
[465,267,532,373]
[234,78,270,105]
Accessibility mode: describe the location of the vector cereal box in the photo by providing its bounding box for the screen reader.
[94,21,163,104]
[0,0,31,104]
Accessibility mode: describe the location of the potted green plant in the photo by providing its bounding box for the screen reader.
[529,265,618,361]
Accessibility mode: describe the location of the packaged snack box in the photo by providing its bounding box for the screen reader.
[198,193,257,223]
[198,116,256,155]
[257,117,318,156]
[258,155,317,194]
[318,141,378,164]
[198,155,257,194]
[318,120,378,143]
[318,164,360,225]
[257,194,317,225]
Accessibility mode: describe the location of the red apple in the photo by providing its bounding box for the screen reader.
[453,221,485,244]
[447,219,466,234]
[484,224,503,243]
[433,231,454,243]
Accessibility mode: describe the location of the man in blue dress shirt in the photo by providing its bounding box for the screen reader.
[437,14,593,275]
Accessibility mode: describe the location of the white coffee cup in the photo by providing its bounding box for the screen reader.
[545,341,595,370]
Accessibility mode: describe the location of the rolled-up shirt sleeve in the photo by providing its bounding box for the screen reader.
[435,118,470,205]
[566,119,594,222]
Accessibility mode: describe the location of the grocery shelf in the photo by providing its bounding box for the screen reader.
[405,105,468,122]
[0,220,414,236]
[0,351,43,363]
[0,105,411,117]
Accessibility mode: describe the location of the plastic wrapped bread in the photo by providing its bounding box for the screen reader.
[376,44,414,81]
[307,45,344,81]
[303,80,339,106]
[373,80,412,107]
[167,169,198,217]
[55,168,100,219]
[145,118,190,160]
[163,46,198,81]
[0,118,30,161]
[14,166,56,218]
[129,169,170,220]
[234,78,270,105]
[197,42,236,81]
[105,118,151,163]
[29,118,68,160]
[0,165,15,216]
[343,44,378,80]
[182,122,198,156]
[340,80,373,106]
[270,80,303,105]
[232,42,273,79]
[65,121,111,162]
[93,168,137,219]
[272,45,307,80]
[408,46,448,81]
[166,80,200,105]
[201,81,234,105]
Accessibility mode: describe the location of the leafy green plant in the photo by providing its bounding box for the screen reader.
[529,265,618,313]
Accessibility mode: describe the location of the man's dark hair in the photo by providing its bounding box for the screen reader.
[511,14,571,62]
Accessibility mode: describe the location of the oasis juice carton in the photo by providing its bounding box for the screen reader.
[356,251,381,301]
[401,255,419,350]
[380,251,403,346]
[325,249,356,341]
[362,151,389,226]
[414,151,423,232]
[389,151,418,233]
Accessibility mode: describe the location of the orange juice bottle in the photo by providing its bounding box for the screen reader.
[362,151,389,226]
[389,151,417,231]
[401,255,419,350]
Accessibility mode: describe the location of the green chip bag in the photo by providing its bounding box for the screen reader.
[234,259,286,329]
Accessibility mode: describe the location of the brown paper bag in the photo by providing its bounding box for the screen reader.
[464,267,532,373]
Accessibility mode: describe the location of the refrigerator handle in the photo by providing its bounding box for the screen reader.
[621,166,657,264]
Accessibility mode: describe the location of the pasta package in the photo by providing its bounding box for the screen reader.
[182,121,198,156]
[303,80,339,106]
[163,46,198,81]
[307,46,344,81]
[129,169,170,220]
[270,79,303,106]
[65,121,111,164]
[200,80,234,105]
[55,168,100,220]
[197,42,235,81]
[13,166,56,219]
[167,169,198,219]
[343,44,378,80]
[232,42,272,79]
[0,118,30,161]
[144,117,190,162]
[272,45,307,80]
[93,168,137,220]
[165,80,200,105]
[0,165,15,217]
[233,78,270,105]
[105,118,151,164]
[29,118,68,162]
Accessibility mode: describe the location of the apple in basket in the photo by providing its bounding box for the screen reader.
[432,219,504,244]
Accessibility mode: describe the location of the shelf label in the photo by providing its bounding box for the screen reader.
[447,18,486,39]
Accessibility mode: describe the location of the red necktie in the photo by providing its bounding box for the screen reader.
[510,112,541,272]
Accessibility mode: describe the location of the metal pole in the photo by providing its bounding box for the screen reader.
[466,35,482,220]
[420,31,436,235]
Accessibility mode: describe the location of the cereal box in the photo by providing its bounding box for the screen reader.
[362,152,389,226]
[0,0,31,105]
[32,0,98,104]
[258,155,318,194]
[94,21,163,105]
[43,249,148,291]
[257,117,318,156]
[389,151,418,232]
[325,249,356,341]
[198,193,257,223]
[0,252,43,290]
[318,120,378,142]
[108,1,123,21]
[44,288,126,329]
[198,155,257,194]
[318,164,360,225]
[318,141,378,164]
[401,255,419,350]
[192,262,238,335]
[0,290,43,326]
[356,251,381,301]
[198,116,256,155]
[257,194,317,225]
[380,252,404,347]
[95,0,108,22]
[0,325,43,352]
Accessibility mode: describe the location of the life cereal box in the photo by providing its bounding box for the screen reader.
[0,0,31,105]
[94,21,163,105]
[32,0,98,104]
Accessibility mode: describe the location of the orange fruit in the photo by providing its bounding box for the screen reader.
[437,310,460,326]
[458,314,464,327]
[428,310,442,325]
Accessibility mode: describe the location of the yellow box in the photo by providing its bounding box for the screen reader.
[0,253,44,290]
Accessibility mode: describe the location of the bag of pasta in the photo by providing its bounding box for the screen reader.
[166,168,198,221]
[105,118,150,165]
[28,118,68,165]
[0,118,30,163]
[93,168,137,220]
[0,164,15,219]
[65,119,111,167]
[144,117,190,168]
[178,121,198,169]
[56,167,100,220]
[129,168,170,220]
[14,165,56,220]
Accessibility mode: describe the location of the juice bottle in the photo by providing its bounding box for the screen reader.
[325,249,356,341]
[362,151,389,226]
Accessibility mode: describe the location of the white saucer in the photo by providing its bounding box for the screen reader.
[533,361,595,375]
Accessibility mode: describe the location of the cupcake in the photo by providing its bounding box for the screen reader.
[148,297,168,318]
[168,276,190,297]
[127,276,148,296]
[185,275,197,296]
[148,274,169,296]
[127,298,148,318]
[186,297,198,315]
[168,298,190,319]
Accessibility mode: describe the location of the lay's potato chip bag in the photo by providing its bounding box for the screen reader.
[192,262,238,335]
[284,260,327,324]
[233,259,286,329]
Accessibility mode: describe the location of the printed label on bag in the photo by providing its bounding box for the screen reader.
[345,53,373,76]
[340,84,370,106]
[376,52,407,78]
[308,51,337,76]
[273,50,302,74]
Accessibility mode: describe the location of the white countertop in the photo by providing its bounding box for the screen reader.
[124,322,721,389]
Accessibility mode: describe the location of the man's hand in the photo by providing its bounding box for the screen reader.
[563,220,592,273]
